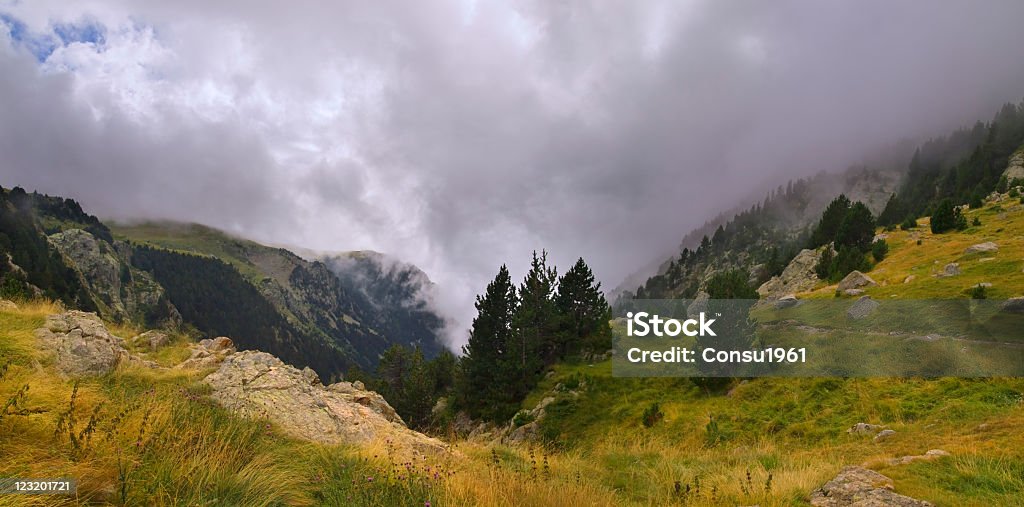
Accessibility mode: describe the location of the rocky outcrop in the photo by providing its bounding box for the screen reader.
[810,466,932,506]
[34,311,129,376]
[48,229,180,326]
[1003,149,1024,182]
[837,271,877,293]
[937,263,960,277]
[1000,297,1024,314]
[758,249,823,299]
[964,242,998,255]
[205,350,445,455]
[774,294,800,309]
[888,449,949,466]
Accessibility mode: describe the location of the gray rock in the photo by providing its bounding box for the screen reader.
[206,350,444,456]
[1003,149,1024,182]
[774,294,799,309]
[810,466,932,506]
[34,311,128,376]
[937,263,960,277]
[903,275,916,284]
[843,289,865,297]
[837,271,877,292]
[131,330,170,351]
[964,242,998,254]
[177,336,237,369]
[757,248,824,300]
[847,296,879,320]
[888,449,950,466]
[873,429,896,442]
[1000,297,1024,314]
[847,422,884,435]
[686,291,710,318]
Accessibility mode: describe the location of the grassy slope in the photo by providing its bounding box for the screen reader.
[501,197,1024,506]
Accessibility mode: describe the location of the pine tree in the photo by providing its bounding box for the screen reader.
[810,194,852,247]
[555,257,612,358]
[835,201,875,251]
[510,251,558,394]
[457,264,518,421]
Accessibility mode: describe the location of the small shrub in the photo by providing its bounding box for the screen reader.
[512,410,535,427]
[972,217,982,227]
[916,239,922,246]
[1010,188,1020,198]
[704,415,725,446]
[970,285,988,300]
[641,402,664,428]
[871,239,888,262]
[900,216,918,230]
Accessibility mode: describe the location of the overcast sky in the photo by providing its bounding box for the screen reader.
[3,1,1024,347]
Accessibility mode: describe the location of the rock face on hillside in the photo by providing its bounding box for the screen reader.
[810,466,932,506]
[34,311,129,376]
[48,229,180,326]
[964,242,998,254]
[205,350,445,455]
[1004,149,1024,182]
[757,248,823,300]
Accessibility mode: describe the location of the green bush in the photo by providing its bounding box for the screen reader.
[641,402,664,428]
[972,217,982,227]
[900,215,918,230]
[512,410,536,427]
[871,239,888,262]
[970,285,988,300]
[930,198,967,234]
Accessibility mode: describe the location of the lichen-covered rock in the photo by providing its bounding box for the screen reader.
[758,249,823,300]
[873,429,896,442]
[1000,297,1024,314]
[34,311,129,376]
[837,271,877,292]
[774,294,799,309]
[810,466,932,506]
[888,449,949,466]
[937,263,960,277]
[205,350,444,455]
[848,423,884,435]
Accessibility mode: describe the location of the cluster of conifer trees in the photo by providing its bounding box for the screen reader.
[454,252,612,422]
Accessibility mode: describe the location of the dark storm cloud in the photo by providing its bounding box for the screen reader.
[2,0,1024,346]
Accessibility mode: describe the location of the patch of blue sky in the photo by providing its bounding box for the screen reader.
[1,12,106,62]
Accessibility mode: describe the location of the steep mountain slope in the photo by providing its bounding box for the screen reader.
[614,165,901,303]
[0,189,446,380]
[111,222,446,366]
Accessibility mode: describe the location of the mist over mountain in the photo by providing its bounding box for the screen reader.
[3,1,1024,346]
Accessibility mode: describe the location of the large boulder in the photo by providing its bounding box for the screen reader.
[205,350,444,455]
[810,466,932,506]
[34,311,129,376]
[1000,297,1024,314]
[964,242,998,255]
[837,271,877,292]
[757,249,823,299]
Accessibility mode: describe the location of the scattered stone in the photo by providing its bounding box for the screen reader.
[34,311,129,376]
[974,282,993,289]
[843,289,865,297]
[873,429,897,442]
[873,233,889,242]
[130,330,170,351]
[964,242,998,254]
[848,423,885,435]
[774,294,799,309]
[937,263,960,277]
[847,296,879,320]
[903,275,916,284]
[888,449,950,466]
[0,299,17,311]
[837,271,877,292]
[206,350,444,455]
[1000,297,1024,314]
[810,466,932,506]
